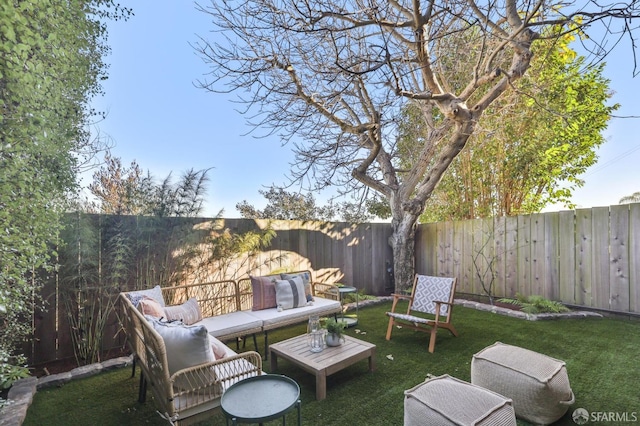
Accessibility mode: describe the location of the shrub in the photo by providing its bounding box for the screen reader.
[498,294,570,314]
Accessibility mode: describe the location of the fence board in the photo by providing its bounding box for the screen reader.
[558,210,576,304]
[470,218,491,297]
[544,212,560,300]
[592,207,610,310]
[630,204,640,313]
[437,221,454,277]
[361,223,374,292]
[575,209,594,306]
[459,219,474,293]
[504,216,518,297]
[371,223,392,294]
[493,217,507,298]
[452,220,465,291]
[517,215,531,296]
[420,223,438,274]
[31,280,59,366]
[609,205,630,312]
[530,214,546,296]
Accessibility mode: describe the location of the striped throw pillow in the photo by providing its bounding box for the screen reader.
[275,277,307,310]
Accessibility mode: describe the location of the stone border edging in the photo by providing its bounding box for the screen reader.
[0,356,133,426]
[455,298,603,320]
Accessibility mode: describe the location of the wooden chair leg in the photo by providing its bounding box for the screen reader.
[446,323,459,337]
[428,326,438,353]
[385,316,395,340]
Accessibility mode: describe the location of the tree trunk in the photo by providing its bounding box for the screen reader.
[389,214,418,293]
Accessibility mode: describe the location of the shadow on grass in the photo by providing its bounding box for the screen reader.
[24,302,640,426]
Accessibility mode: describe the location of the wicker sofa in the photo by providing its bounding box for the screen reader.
[119,270,342,424]
[119,293,263,425]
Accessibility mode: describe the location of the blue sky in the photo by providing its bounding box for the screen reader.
[90,2,640,218]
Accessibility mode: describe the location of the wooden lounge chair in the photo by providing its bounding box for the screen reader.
[385,274,458,353]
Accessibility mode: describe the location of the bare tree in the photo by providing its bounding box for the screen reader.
[194,0,640,291]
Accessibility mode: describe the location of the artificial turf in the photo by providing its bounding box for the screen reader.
[23,301,640,425]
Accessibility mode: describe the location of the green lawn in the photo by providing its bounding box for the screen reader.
[24,302,640,425]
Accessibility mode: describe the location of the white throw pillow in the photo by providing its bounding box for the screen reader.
[275,277,307,310]
[126,285,165,308]
[147,317,215,375]
[164,297,203,325]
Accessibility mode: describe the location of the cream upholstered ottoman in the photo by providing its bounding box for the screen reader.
[404,374,516,426]
[471,342,575,425]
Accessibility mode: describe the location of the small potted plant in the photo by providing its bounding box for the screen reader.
[324,317,346,347]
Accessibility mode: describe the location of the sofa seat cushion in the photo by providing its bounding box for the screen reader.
[246,296,341,330]
[198,311,263,340]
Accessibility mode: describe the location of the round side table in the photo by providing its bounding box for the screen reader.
[337,286,359,327]
[221,374,301,425]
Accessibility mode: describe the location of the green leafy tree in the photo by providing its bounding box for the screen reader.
[0,0,131,383]
[195,0,639,292]
[619,192,640,204]
[237,187,376,222]
[397,33,618,222]
[237,188,336,220]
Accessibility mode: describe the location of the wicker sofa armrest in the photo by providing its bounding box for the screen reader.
[312,281,341,301]
[169,351,263,414]
[161,280,240,317]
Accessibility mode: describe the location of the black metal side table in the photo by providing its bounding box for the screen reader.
[338,285,359,327]
[221,374,301,425]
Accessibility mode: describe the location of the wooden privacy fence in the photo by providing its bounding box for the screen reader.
[28,217,394,366]
[416,204,640,315]
[28,205,640,366]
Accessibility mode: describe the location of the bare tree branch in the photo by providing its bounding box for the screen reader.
[194,0,640,290]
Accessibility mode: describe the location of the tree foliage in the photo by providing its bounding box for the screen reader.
[237,188,336,221]
[619,192,640,204]
[397,33,618,222]
[195,0,639,291]
[0,0,131,376]
[89,154,211,217]
[237,187,376,222]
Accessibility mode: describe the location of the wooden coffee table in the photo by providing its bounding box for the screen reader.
[269,334,376,400]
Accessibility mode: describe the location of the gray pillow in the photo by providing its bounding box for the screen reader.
[275,277,307,310]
